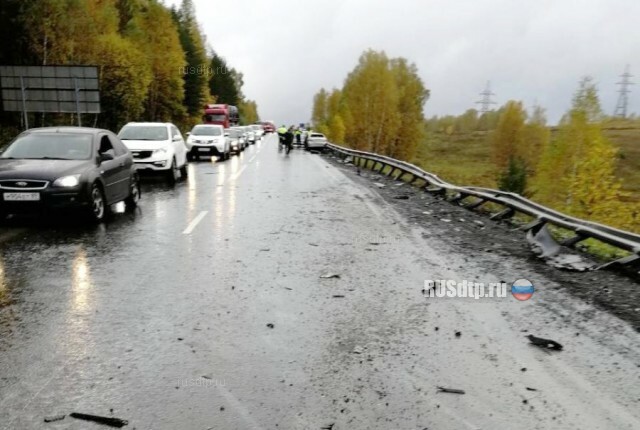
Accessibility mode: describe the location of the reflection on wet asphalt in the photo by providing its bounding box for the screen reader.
[0,135,639,430]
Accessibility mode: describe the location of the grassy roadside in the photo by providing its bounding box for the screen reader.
[414,126,640,203]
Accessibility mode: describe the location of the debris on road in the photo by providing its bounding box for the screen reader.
[526,387,538,392]
[260,248,270,252]
[373,182,386,188]
[454,331,462,338]
[394,195,410,200]
[320,274,341,279]
[309,243,319,247]
[437,386,466,395]
[321,424,335,430]
[526,334,563,351]
[332,295,345,298]
[69,413,128,428]
[44,414,66,423]
[352,346,364,354]
[266,323,275,329]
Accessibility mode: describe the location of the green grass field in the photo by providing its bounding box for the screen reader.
[414,126,640,202]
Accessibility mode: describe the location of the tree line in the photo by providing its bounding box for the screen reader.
[0,0,259,138]
[311,50,429,161]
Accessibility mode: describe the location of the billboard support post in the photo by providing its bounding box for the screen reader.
[74,77,81,127]
[19,75,29,129]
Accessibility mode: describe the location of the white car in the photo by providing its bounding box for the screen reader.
[118,122,188,183]
[227,126,249,154]
[306,132,328,150]
[186,124,230,161]
[242,126,256,145]
[226,128,247,154]
[250,124,264,140]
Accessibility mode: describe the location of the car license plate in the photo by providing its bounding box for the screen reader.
[3,192,40,201]
[198,148,210,152]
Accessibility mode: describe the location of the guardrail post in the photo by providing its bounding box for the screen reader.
[560,232,588,248]
[448,193,468,204]
[518,217,546,232]
[490,207,515,221]
[464,199,486,210]
[386,166,397,177]
[425,186,447,196]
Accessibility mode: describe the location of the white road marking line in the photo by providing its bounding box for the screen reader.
[248,154,257,163]
[230,164,248,181]
[183,211,208,235]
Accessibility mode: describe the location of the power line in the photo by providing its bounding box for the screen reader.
[614,65,633,118]
[476,81,496,113]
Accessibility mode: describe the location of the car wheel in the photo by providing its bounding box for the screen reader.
[125,174,141,210]
[88,183,106,223]
[180,162,188,178]
[166,159,179,185]
[187,152,194,162]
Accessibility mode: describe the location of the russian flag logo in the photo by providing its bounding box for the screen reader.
[511,279,534,301]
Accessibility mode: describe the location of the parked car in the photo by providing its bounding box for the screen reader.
[186,124,230,161]
[241,126,256,145]
[306,132,328,150]
[0,127,140,223]
[117,122,188,184]
[262,121,275,133]
[225,128,246,154]
[251,124,265,140]
[229,126,249,151]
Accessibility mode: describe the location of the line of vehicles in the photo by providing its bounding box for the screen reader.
[0,107,277,223]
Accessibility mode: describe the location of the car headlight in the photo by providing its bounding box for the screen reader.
[54,174,80,187]
[153,148,168,157]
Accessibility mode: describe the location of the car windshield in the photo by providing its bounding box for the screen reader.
[204,114,226,122]
[227,129,243,138]
[118,125,168,141]
[1,133,93,160]
[191,126,222,137]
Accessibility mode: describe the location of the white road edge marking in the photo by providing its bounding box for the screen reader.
[183,211,208,235]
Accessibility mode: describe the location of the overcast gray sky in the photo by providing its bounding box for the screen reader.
[166,0,638,125]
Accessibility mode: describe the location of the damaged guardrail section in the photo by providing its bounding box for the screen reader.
[325,142,640,271]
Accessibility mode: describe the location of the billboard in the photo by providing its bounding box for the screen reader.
[0,65,101,126]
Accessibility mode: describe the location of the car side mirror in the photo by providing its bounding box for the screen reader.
[99,151,115,162]
[224,133,229,137]
[173,135,182,142]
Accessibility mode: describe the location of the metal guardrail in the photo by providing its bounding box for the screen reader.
[325,143,640,270]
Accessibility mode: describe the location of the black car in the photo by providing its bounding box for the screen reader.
[0,127,140,222]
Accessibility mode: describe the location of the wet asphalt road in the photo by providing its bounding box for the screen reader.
[0,134,639,430]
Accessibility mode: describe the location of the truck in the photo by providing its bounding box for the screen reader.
[203,104,239,128]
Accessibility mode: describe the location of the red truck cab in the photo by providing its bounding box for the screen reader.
[203,104,239,128]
